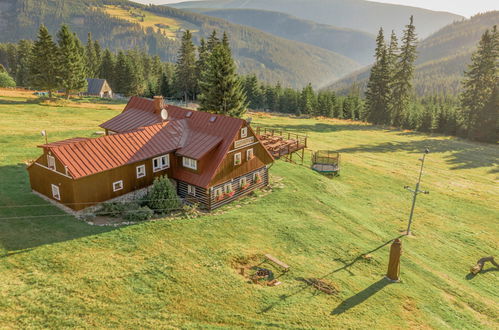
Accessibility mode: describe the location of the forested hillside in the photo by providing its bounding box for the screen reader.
[328,11,499,96]
[171,0,463,38]
[183,8,376,64]
[0,0,360,88]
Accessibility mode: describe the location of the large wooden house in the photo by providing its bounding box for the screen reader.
[27,96,274,211]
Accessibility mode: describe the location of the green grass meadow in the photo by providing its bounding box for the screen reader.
[0,95,497,328]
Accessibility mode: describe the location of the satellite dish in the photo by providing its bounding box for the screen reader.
[160,109,168,121]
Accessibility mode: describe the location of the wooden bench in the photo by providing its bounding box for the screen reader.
[265,254,290,271]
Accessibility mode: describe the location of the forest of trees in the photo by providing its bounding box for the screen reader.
[364,17,498,142]
[0,19,496,142]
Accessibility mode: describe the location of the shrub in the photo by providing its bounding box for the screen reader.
[96,202,139,218]
[144,176,181,214]
[0,72,16,88]
[124,206,154,222]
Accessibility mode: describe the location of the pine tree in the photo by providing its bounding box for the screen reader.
[15,40,32,87]
[390,16,418,127]
[29,25,60,97]
[207,30,220,52]
[196,38,210,96]
[174,30,197,102]
[114,51,129,94]
[94,39,102,72]
[387,30,399,71]
[198,35,248,117]
[243,74,261,109]
[99,49,115,86]
[85,32,97,77]
[300,83,316,115]
[460,25,499,142]
[57,25,86,98]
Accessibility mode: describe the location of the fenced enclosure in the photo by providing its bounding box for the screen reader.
[311,150,340,175]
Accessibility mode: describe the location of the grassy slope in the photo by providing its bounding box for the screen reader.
[0,93,497,328]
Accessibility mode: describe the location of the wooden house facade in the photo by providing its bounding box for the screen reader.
[27,97,274,211]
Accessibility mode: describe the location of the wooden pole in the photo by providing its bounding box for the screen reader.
[386,238,402,282]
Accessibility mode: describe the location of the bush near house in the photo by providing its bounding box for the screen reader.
[143,176,181,214]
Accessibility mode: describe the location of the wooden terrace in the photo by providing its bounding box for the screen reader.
[255,127,307,162]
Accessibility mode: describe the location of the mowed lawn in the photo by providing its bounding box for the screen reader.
[0,94,498,328]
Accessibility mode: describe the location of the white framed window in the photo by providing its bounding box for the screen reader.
[51,184,60,200]
[47,155,56,170]
[234,152,242,166]
[253,171,263,183]
[136,165,146,178]
[153,154,170,172]
[183,157,197,170]
[241,127,248,138]
[239,177,248,188]
[214,188,223,198]
[187,185,196,196]
[113,180,123,192]
[224,183,233,194]
[246,148,254,160]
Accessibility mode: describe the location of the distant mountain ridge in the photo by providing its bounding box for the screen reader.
[0,0,361,88]
[184,8,376,65]
[327,11,499,96]
[170,0,464,38]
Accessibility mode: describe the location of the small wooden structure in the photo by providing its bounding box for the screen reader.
[265,254,290,272]
[311,150,340,175]
[85,78,113,98]
[255,127,307,163]
[386,238,402,282]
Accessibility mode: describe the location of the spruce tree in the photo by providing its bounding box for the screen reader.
[57,25,86,98]
[174,30,197,102]
[365,28,388,124]
[196,38,210,96]
[29,25,60,97]
[460,26,499,141]
[15,40,32,87]
[99,49,115,86]
[390,16,418,127]
[244,74,261,109]
[300,83,316,115]
[198,35,248,117]
[85,32,97,77]
[207,30,220,52]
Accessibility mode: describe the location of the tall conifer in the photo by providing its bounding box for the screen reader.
[460,25,498,141]
[57,25,86,98]
[390,16,418,126]
[198,34,247,117]
[175,30,197,102]
[29,25,60,97]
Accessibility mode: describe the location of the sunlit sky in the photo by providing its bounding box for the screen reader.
[132,0,498,18]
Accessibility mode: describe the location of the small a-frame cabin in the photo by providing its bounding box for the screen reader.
[85,78,113,98]
[27,96,274,211]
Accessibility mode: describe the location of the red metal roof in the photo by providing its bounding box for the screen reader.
[44,121,186,179]
[46,97,272,188]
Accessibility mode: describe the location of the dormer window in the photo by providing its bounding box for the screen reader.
[241,127,248,138]
[183,157,197,170]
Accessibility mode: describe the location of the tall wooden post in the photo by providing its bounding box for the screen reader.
[386,238,402,282]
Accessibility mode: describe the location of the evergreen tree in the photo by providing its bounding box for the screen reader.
[300,83,316,115]
[85,32,98,77]
[29,25,60,97]
[365,29,392,125]
[15,40,32,87]
[198,37,248,117]
[174,30,197,102]
[57,25,87,98]
[94,39,102,72]
[99,49,115,86]
[159,72,172,98]
[114,51,129,94]
[0,71,16,87]
[207,30,220,52]
[243,74,261,109]
[390,16,418,126]
[317,91,334,117]
[196,38,210,96]
[387,30,399,72]
[460,25,499,142]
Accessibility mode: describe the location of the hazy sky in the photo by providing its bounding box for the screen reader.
[133,0,498,18]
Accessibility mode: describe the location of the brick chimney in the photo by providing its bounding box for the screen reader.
[153,96,163,114]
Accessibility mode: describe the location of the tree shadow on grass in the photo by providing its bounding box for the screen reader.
[0,99,30,105]
[336,138,498,172]
[0,164,115,255]
[331,278,390,315]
